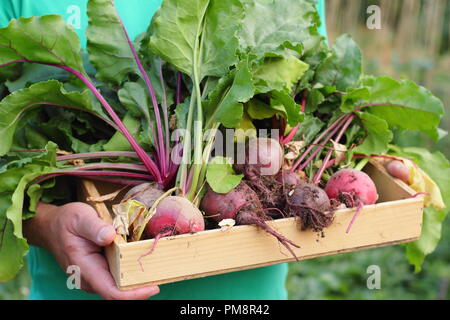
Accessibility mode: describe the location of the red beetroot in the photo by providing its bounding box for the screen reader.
[234,138,284,179]
[325,169,378,206]
[200,182,300,260]
[234,138,288,212]
[138,196,205,270]
[385,160,410,184]
[325,169,379,233]
[145,196,205,237]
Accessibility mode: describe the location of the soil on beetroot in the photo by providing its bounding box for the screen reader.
[237,169,335,233]
[338,191,359,208]
[246,175,284,213]
[201,181,301,260]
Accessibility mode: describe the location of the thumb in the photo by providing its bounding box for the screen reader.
[71,202,117,246]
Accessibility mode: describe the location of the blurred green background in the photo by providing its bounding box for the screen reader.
[1,0,449,300]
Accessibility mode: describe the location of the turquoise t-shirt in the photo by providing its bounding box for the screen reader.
[0,0,327,300]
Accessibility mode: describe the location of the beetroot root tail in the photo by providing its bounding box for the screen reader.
[238,213,301,261]
[345,201,364,234]
[137,230,173,272]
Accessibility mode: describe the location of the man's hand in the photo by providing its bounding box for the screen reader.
[23,202,160,300]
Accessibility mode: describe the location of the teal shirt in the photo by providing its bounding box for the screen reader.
[0,0,327,300]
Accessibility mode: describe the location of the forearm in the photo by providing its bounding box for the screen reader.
[22,202,57,251]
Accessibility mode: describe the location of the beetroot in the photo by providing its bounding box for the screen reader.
[200,182,300,260]
[145,196,205,237]
[325,169,378,206]
[385,160,409,184]
[234,138,284,179]
[122,182,164,208]
[325,169,379,233]
[285,183,334,232]
[277,170,303,188]
[233,138,286,211]
[138,196,205,270]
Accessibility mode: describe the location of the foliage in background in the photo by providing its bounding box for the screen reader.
[287,0,450,301]
[287,222,450,300]
[326,0,450,158]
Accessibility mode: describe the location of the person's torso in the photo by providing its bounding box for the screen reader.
[27,245,289,300]
[0,0,162,48]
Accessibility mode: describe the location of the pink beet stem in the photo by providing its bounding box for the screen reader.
[114,7,168,178]
[1,60,163,183]
[291,114,347,172]
[31,170,154,185]
[313,114,355,184]
[282,124,300,145]
[298,115,351,172]
[81,176,147,186]
[412,192,431,198]
[73,163,148,172]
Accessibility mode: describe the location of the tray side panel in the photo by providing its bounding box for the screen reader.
[117,198,423,288]
[365,161,417,202]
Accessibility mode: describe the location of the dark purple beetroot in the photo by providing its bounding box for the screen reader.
[285,183,334,232]
[122,182,164,208]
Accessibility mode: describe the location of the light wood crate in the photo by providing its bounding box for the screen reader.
[79,161,424,290]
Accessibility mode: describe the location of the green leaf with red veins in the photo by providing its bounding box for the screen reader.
[0,15,85,75]
[393,148,450,272]
[0,142,59,281]
[360,76,445,141]
[0,80,107,156]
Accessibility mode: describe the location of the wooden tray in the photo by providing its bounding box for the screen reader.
[78,161,424,290]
